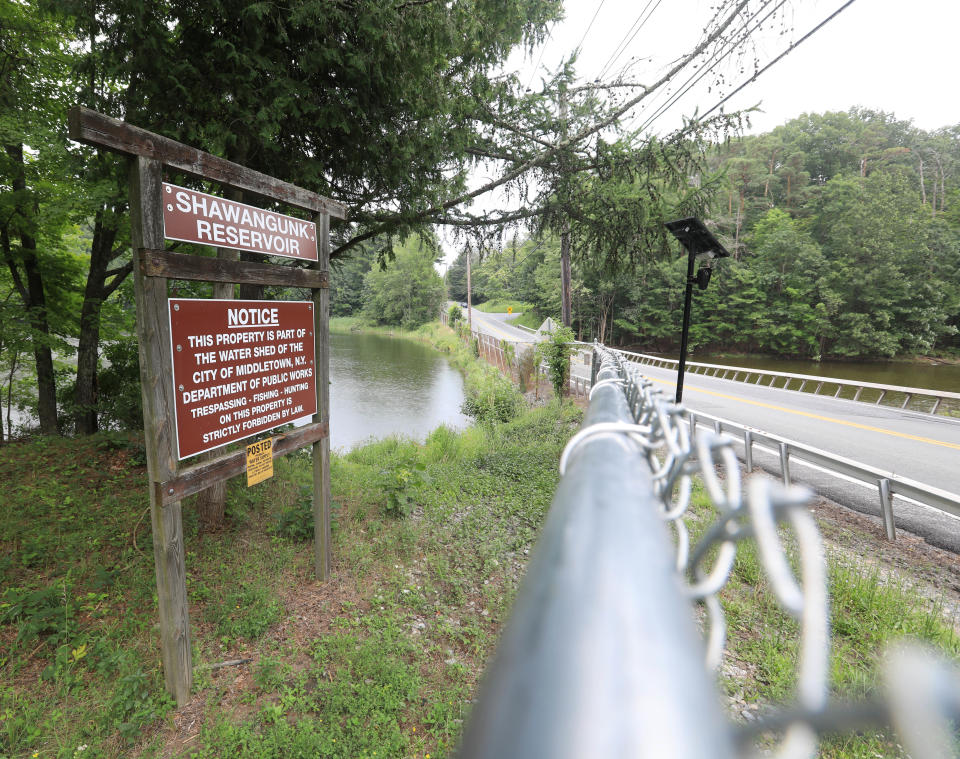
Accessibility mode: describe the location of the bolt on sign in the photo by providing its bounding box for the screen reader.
[246,438,274,487]
[168,298,318,459]
[162,182,318,261]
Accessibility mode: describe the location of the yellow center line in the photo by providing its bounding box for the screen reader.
[472,312,525,342]
[645,375,960,452]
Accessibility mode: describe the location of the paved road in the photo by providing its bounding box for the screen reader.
[461,306,539,344]
[461,307,595,381]
[630,360,960,550]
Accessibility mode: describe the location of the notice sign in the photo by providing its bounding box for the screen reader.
[168,298,317,459]
[246,438,274,487]
[162,182,318,262]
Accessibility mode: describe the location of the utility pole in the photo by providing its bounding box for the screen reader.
[558,84,573,327]
[466,243,473,334]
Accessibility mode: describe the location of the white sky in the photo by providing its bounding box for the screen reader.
[438,0,959,265]
[512,0,958,135]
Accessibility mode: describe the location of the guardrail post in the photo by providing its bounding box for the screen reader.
[744,429,753,471]
[779,442,791,487]
[688,412,697,443]
[878,478,896,541]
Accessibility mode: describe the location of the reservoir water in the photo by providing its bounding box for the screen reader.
[328,331,470,451]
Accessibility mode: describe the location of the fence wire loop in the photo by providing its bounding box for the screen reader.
[593,346,960,759]
[558,421,654,476]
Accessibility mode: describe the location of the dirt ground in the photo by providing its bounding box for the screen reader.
[808,486,960,623]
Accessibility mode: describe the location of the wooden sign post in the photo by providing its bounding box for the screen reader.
[69,107,346,704]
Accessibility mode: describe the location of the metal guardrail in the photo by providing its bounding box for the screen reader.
[441,318,960,531]
[612,348,960,416]
[606,349,960,538]
[457,346,960,758]
[685,408,960,541]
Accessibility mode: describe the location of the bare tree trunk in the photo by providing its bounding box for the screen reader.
[466,243,472,334]
[558,87,573,328]
[75,210,128,435]
[560,227,572,326]
[4,144,58,434]
[5,349,17,443]
[919,156,927,206]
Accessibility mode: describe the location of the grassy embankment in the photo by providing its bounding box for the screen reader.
[467,301,541,331]
[2,319,958,758]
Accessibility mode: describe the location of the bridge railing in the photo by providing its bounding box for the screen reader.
[441,308,593,399]
[457,346,960,758]
[611,348,960,416]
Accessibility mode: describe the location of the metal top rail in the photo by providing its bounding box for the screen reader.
[612,348,960,415]
[458,350,735,758]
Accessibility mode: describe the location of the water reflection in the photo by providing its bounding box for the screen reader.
[329,331,470,451]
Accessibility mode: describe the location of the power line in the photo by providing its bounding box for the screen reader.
[698,0,858,120]
[614,0,776,135]
[594,0,655,81]
[627,0,787,136]
[575,0,608,55]
[524,31,554,91]
[598,0,663,82]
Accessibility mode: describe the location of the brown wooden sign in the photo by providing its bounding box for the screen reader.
[162,182,318,261]
[70,107,337,706]
[169,298,317,459]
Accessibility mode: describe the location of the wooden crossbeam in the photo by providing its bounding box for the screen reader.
[139,248,328,289]
[69,106,347,219]
[160,420,329,504]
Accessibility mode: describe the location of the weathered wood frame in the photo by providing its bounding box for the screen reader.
[69,107,346,705]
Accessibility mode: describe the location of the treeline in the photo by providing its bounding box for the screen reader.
[448,109,960,359]
[330,236,445,329]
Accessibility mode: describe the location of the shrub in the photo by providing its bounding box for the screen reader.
[447,304,463,327]
[535,326,575,399]
[461,367,522,424]
[381,463,431,518]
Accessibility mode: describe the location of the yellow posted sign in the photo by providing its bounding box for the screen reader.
[246,438,274,486]
[507,306,513,314]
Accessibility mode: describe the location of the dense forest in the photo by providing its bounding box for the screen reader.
[437,109,960,359]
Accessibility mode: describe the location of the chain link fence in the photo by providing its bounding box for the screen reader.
[458,346,960,758]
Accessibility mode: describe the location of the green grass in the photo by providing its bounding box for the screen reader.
[472,300,534,315]
[0,382,580,758]
[685,482,960,758]
[505,311,542,330]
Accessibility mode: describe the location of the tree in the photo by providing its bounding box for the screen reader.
[535,325,575,399]
[79,0,560,248]
[445,249,469,304]
[812,171,958,357]
[361,237,445,329]
[0,1,85,434]
[330,244,376,317]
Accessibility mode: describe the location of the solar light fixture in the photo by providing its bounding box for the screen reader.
[665,217,731,404]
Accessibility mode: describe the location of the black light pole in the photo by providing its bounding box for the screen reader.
[665,218,730,404]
